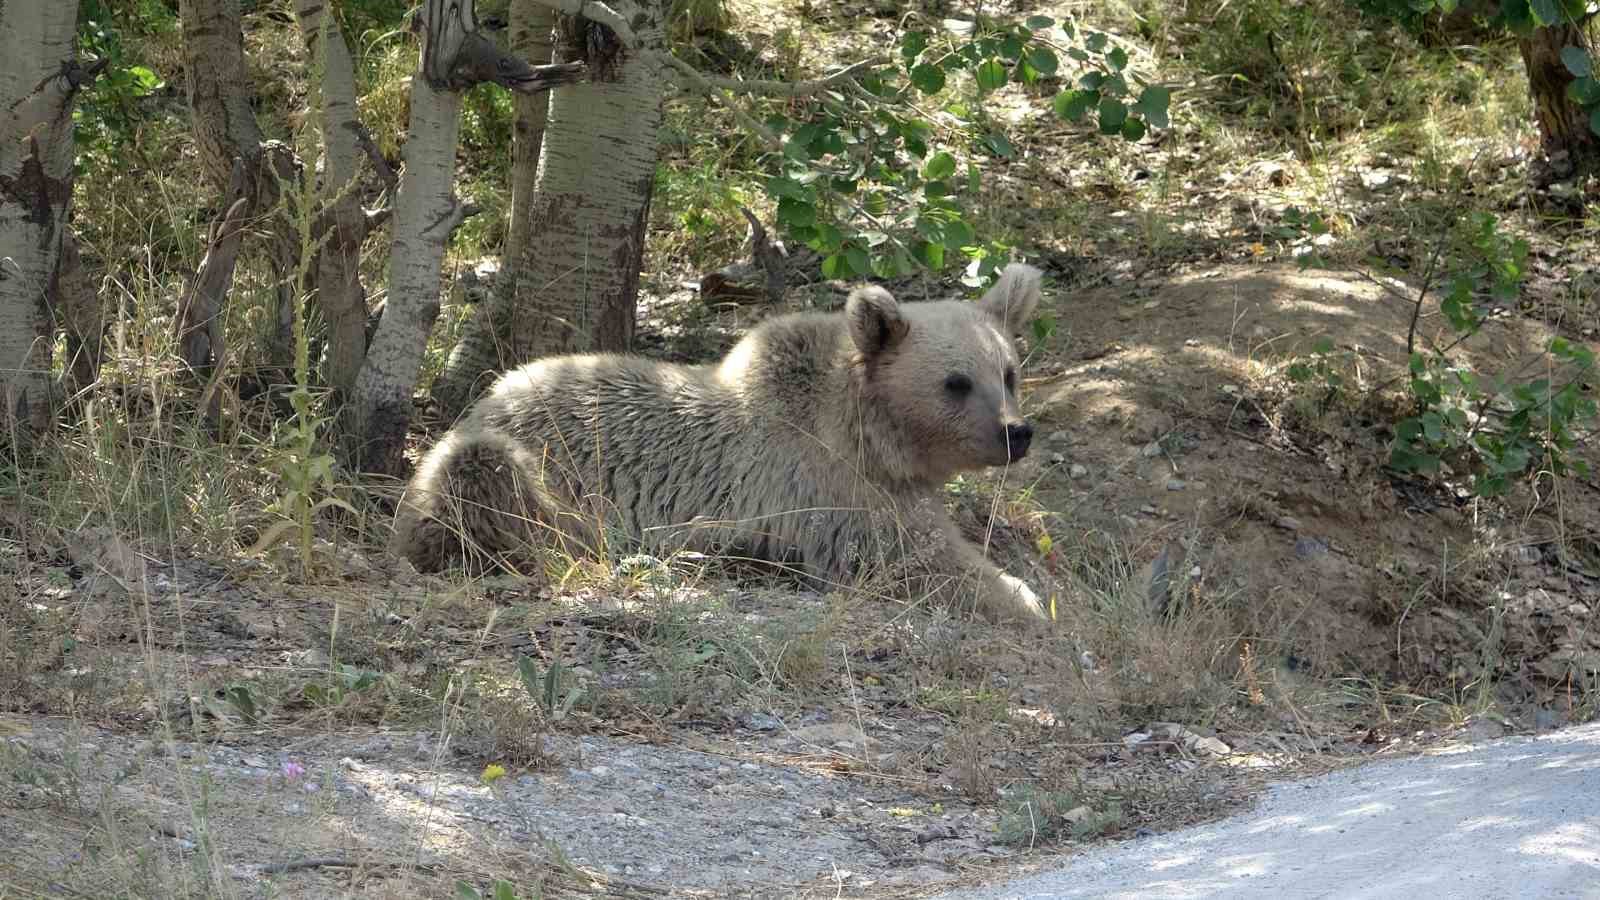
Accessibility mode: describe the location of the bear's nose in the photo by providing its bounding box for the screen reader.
[1003,422,1033,462]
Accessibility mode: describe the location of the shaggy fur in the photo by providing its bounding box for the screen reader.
[393,263,1049,622]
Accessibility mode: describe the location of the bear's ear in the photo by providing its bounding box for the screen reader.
[847,285,909,355]
[977,263,1043,336]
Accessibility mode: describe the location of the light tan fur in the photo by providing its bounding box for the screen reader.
[392,263,1049,623]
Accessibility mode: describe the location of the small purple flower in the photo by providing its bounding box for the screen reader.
[281,759,306,781]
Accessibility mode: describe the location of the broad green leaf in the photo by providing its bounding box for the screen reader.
[1080,71,1105,90]
[765,176,811,200]
[942,218,975,249]
[982,131,1015,157]
[1027,46,1059,77]
[1109,47,1129,71]
[1025,15,1056,30]
[845,245,872,276]
[1562,45,1593,77]
[821,254,846,279]
[1530,0,1561,25]
[1121,116,1147,141]
[910,62,946,94]
[1097,97,1128,134]
[1136,85,1172,128]
[1590,104,1600,137]
[1053,89,1092,122]
[901,30,928,61]
[923,151,957,180]
[1086,31,1108,52]
[976,59,1009,92]
[919,241,946,269]
[776,197,815,227]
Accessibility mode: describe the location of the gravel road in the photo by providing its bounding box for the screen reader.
[938,721,1600,900]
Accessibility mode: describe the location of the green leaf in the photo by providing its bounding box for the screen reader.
[1108,47,1129,71]
[1120,116,1146,141]
[777,197,815,228]
[1097,98,1128,134]
[1589,104,1600,137]
[1025,15,1056,30]
[128,65,162,93]
[1027,46,1059,77]
[918,240,946,269]
[1086,31,1108,52]
[1311,337,1335,354]
[821,254,846,279]
[975,59,1009,92]
[910,62,946,94]
[1388,445,1441,474]
[1080,71,1105,90]
[982,131,1015,157]
[923,151,957,180]
[1562,45,1593,77]
[845,245,872,276]
[1136,85,1172,128]
[901,30,929,61]
[942,218,975,249]
[1053,89,1092,122]
[967,163,981,194]
[493,881,518,900]
[765,176,810,200]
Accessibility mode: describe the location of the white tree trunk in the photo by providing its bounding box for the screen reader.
[340,0,584,474]
[431,0,559,418]
[341,0,476,475]
[0,1,85,438]
[295,0,371,398]
[507,2,666,359]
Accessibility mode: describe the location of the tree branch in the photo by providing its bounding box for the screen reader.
[449,32,586,93]
[677,55,888,98]
[526,0,637,47]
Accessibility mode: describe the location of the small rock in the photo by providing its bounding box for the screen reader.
[1069,464,1088,479]
[1049,452,1066,465]
[1515,545,1541,565]
[1191,736,1231,756]
[1048,430,1070,444]
[1275,516,1302,532]
[1166,478,1187,491]
[743,712,781,732]
[1294,537,1328,559]
[1061,805,1095,826]
[1141,442,1163,458]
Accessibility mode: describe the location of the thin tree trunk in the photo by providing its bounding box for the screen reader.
[1519,20,1600,172]
[512,4,666,360]
[0,1,91,442]
[54,230,107,406]
[295,0,372,398]
[431,0,559,419]
[340,0,585,475]
[178,0,303,375]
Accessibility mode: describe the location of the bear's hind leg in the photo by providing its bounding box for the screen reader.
[392,431,580,576]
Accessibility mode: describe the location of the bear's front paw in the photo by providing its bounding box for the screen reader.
[997,572,1048,622]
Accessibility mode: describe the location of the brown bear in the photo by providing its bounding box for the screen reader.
[392,263,1049,623]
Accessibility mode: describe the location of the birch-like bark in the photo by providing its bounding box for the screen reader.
[0,1,88,440]
[294,0,371,398]
[503,2,667,360]
[340,0,584,474]
[431,0,559,418]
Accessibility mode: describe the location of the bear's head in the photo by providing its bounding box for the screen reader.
[847,263,1043,481]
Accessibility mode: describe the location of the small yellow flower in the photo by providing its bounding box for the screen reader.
[481,764,507,784]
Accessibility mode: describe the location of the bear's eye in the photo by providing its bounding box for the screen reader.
[1004,368,1017,393]
[944,374,973,396]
